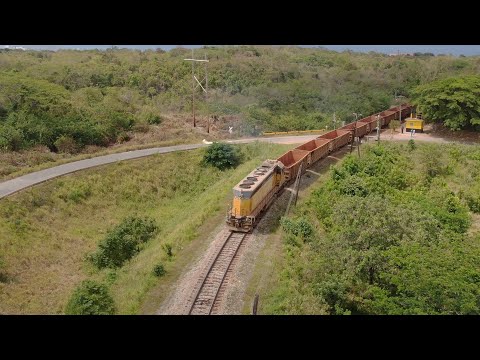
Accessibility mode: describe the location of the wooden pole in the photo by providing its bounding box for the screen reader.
[252,294,259,315]
[192,49,196,127]
[294,163,303,206]
[205,53,209,133]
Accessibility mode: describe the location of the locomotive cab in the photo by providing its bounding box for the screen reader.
[227,160,285,232]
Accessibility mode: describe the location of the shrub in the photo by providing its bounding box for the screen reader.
[0,125,25,151]
[89,216,158,269]
[65,280,115,315]
[54,135,79,154]
[0,256,7,283]
[153,263,166,277]
[203,142,240,170]
[116,132,131,143]
[162,243,173,259]
[281,217,314,241]
[59,183,92,203]
[146,113,163,125]
[408,139,416,151]
[132,123,150,133]
[463,192,480,214]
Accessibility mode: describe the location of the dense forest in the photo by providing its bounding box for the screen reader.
[1,46,480,152]
[267,142,480,315]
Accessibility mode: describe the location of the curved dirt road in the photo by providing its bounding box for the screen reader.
[0,135,318,200]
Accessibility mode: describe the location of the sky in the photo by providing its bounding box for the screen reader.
[2,45,480,56]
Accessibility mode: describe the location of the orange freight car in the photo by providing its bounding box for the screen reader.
[276,149,310,182]
[294,138,332,165]
[339,121,370,138]
[317,129,352,152]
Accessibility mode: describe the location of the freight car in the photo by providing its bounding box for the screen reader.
[317,129,352,152]
[277,149,311,182]
[226,103,413,232]
[339,121,369,138]
[294,139,331,164]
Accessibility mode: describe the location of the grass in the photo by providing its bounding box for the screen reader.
[0,141,292,314]
[0,137,199,182]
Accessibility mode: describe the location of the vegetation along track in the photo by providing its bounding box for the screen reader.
[188,231,250,315]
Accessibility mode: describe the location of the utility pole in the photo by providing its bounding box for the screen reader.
[376,114,381,143]
[205,53,209,133]
[395,93,406,134]
[184,50,209,129]
[285,163,303,216]
[352,113,362,155]
[252,294,259,315]
[333,112,336,130]
[294,165,302,206]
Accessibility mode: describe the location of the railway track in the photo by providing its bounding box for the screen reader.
[188,231,250,315]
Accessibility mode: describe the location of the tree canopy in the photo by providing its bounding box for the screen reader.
[2,46,480,152]
[267,143,480,315]
[412,75,480,131]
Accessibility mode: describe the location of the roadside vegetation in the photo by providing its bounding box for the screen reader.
[0,142,291,314]
[412,75,480,131]
[203,142,240,170]
[1,46,480,173]
[264,142,480,315]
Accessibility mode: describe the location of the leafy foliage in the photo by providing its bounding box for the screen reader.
[412,75,480,130]
[269,143,480,315]
[153,263,166,277]
[1,46,479,154]
[203,142,240,170]
[65,280,115,315]
[281,217,314,242]
[89,216,158,269]
[54,135,79,154]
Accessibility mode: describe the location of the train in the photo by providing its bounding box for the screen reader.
[226,103,413,232]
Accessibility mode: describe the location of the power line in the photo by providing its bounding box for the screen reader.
[184,50,209,130]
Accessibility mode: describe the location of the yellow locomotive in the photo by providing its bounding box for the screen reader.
[226,160,285,232]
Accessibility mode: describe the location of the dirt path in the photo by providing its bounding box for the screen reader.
[379,124,480,144]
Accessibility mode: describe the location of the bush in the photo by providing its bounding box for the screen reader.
[59,183,92,203]
[54,135,79,154]
[0,256,7,283]
[203,142,240,170]
[153,263,166,277]
[464,192,480,214]
[65,280,115,315]
[146,113,163,125]
[0,125,25,151]
[89,216,158,269]
[281,217,314,241]
[408,139,416,151]
[116,132,131,143]
[162,243,173,259]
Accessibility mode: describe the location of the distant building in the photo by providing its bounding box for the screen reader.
[2,45,26,51]
[388,52,414,57]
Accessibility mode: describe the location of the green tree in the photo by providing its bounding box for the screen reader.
[412,75,480,130]
[89,216,158,269]
[203,142,240,170]
[65,280,115,315]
